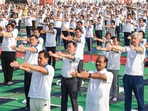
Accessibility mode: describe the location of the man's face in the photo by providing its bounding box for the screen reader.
[75,30,81,37]
[113,38,119,46]
[29,36,38,46]
[77,23,82,28]
[67,43,76,54]
[6,25,13,32]
[131,36,140,46]
[34,30,40,37]
[95,56,107,71]
[48,24,54,29]
[38,53,48,66]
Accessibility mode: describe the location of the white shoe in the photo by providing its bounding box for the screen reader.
[22,99,26,104]
[112,97,118,101]
[81,80,84,87]
[56,79,61,86]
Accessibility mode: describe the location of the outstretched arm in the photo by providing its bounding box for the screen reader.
[71,70,107,81]
[10,61,48,75]
[49,51,75,60]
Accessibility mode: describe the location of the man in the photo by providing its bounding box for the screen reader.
[97,37,122,101]
[111,32,145,111]
[0,23,18,85]
[122,13,136,46]
[44,22,57,69]
[71,55,113,111]
[12,35,42,109]
[49,41,80,111]
[61,28,85,91]
[10,51,54,111]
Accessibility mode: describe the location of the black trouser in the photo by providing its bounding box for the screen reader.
[24,71,32,108]
[18,20,21,31]
[116,26,120,38]
[86,38,92,52]
[61,77,78,111]
[124,32,131,46]
[62,31,69,49]
[26,26,32,36]
[77,60,84,91]
[95,30,102,46]
[70,28,75,37]
[1,51,16,83]
[54,27,61,46]
[32,20,36,31]
[46,47,56,69]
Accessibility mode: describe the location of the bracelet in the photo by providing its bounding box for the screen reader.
[88,73,92,78]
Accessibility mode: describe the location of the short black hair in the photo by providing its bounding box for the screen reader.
[75,28,83,33]
[77,21,83,25]
[29,34,38,39]
[34,28,40,33]
[112,36,120,42]
[67,41,77,47]
[139,30,145,38]
[6,23,14,28]
[39,50,50,59]
[11,21,17,26]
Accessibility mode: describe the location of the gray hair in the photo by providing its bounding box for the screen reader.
[131,32,142,40]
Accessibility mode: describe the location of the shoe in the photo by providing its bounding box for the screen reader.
[81,80,84,87]
[112,97,118,101]
[7,81,13,85]
[22,99,26,104]
[56,79,61,86]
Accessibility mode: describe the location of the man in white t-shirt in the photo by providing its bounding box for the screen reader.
[45,22,57,69]
[0,23,18,85]
[111,32,145,111]
[49,41,80,111]
[11,35,42,109]
[71,55,113,111]
[10,51,54,111]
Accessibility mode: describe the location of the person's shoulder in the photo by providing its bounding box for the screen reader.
[45,64,54,73]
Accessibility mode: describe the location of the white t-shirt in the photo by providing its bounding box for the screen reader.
[85,25,94,38]
[36,15,46,27]
[38,37,44,49]
[75,36,85,60]
[123,20,134,32]
[2,29,18,51]
[70,19,76,29]
[25,44,42,64]
[61,20,70,30]
[136,23,146,32]
[124,46,145,76]
[61,54,80,78]
[25,16,33,26]
[45,29,57,47]
[95,22,103,30]
[29,64,54,100]
[107,50,122,70]
[54,19,62,28]
[86,69,113,111]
